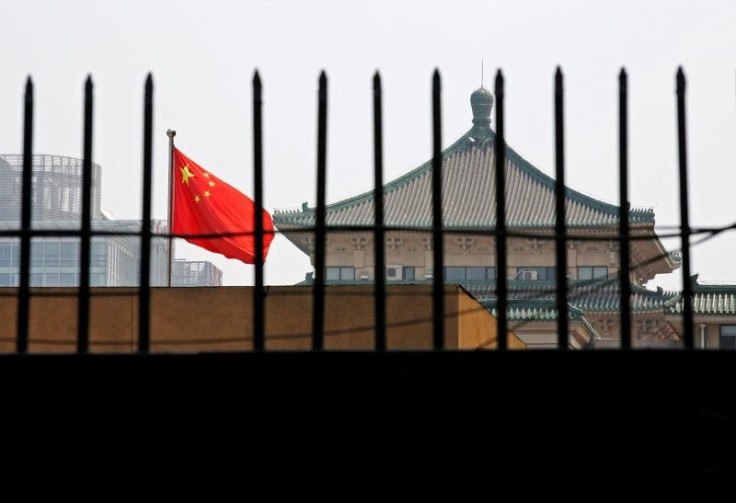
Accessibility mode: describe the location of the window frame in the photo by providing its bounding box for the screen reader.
[719,325,736,350]
[577,266,608,281]
[443,266,496,281]
[326,266,355,281]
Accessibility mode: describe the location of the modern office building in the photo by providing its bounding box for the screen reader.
[171,259,223,287]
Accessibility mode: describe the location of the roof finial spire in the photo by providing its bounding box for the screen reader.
[470,70,493,140]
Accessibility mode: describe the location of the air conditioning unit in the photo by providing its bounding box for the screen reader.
[386,265,403,281]
[519,269,538,280]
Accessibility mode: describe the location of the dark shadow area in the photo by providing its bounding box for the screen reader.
[1,350,734,487]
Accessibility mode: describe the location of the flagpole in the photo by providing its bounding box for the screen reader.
[166,129,176,287]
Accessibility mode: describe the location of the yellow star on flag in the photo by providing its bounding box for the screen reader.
[194,194,200,203]
[204,190,211,198]
[180,164,196,185]
[209,181,215,187]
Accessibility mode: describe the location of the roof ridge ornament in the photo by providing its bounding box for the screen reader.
[470,83,493,142]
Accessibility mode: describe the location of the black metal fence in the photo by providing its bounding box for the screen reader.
[8,66,702,353]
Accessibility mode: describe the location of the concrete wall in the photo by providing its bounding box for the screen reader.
[0,285,524,353]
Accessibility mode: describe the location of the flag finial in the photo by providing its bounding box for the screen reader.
[167,129,176,138]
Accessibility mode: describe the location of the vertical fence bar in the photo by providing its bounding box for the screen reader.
[78,76,94,353]
[554,68,569,350]
[139,74,153,353]
[676,67,694,349]
[373,72,386,350]
[431,69,445,350]
[253,70,266,350]
[313,71,328,350]
[619,69,632,349]
[17,77,33,353]
[166,129,176,287]
[494,70,508,350]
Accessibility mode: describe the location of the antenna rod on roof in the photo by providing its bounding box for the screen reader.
[481,59,484,87]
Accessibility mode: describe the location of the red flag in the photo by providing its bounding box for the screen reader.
[172,147,275,264]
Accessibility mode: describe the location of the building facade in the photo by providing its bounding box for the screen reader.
[273,87,736,348]
[0,154,221,287]
[171,259,223,287]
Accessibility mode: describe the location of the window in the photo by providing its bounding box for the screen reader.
[466,267,487,281]
[444,266,466,281]
[719,325,736,350]
[9,244,19,268]
[443,266,496,281]
[578,266,608,281]
[44,273,60,287]
[43,242,60,268]
[60,242,77,267]
[61,187,70,212]
[403,267,415,281]
[516,266,556,281]
[44,186,52,211]
[60,273,78,286]
[0,244,11,267]
[91,242,107,267]
[326,266,355,281]
[31,243,43,267]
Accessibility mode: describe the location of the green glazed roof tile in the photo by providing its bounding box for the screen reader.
[667,276,736,314]
[464,279,679,313]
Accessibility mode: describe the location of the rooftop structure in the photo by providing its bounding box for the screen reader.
[271,85,736,348]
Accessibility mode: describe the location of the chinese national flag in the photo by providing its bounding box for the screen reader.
[172,147,275,264]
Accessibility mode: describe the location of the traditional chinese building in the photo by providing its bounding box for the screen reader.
[273,87,736,349]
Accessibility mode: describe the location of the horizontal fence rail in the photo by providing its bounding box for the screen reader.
[5,67,709,353]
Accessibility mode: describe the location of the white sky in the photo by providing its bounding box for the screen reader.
[2,0,736,291]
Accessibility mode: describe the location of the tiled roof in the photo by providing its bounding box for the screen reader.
[273,126,655,230]
[689,292,736,314]
[667,276,736,315]
[479,297,586,321]
[477,298,601,341]
[567,280,679,312]
[464,279,679,313]
[301,275,677,316]
[304,274,736,317]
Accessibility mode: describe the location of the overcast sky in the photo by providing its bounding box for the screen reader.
[2,0,735,291]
